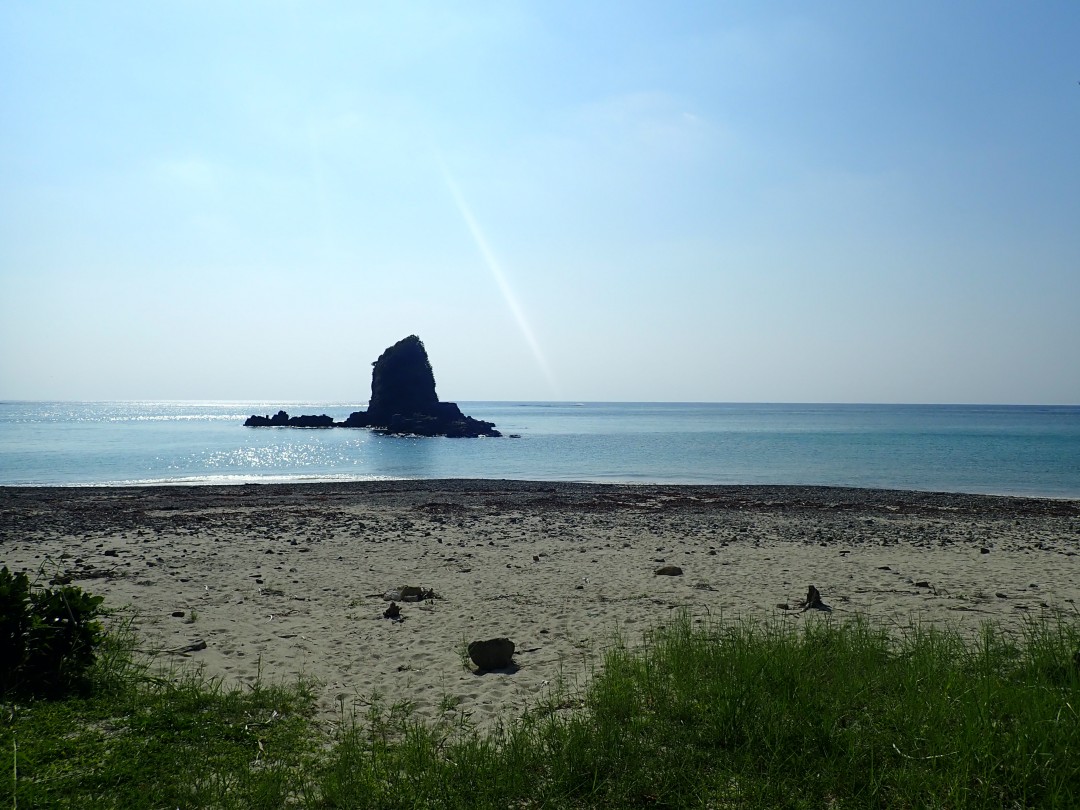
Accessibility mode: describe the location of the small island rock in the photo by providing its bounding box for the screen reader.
[243,411,335,428]
[244,336,500,437]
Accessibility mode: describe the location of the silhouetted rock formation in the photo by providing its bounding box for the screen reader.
[243,335,500,438]
[368,335,440,423]
[341,336,500,437]
[243,411,335,428]
[244,410,291,427]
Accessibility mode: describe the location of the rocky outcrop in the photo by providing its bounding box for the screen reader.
[243,411,335,428]
[244,410,291,427]
[343,403,500,438]
[368,335,440,424]
[243,335,500,438]
[340,336,500,437]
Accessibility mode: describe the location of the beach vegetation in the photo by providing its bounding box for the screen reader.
[316,612,1080,808]
[457,634,472,671]
[437,692,462,713]
[3,617,320,809]
[3,607,1079,808]
[0,566,106,699]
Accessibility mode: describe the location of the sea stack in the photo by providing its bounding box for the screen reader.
[342,336,500,437]
[366,335,444,424]
[244,335,500,438]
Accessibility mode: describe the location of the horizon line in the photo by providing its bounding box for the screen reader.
[2,398,1078,408]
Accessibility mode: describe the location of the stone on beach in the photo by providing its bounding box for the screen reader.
[654,565,683,576]
[468,637,516,671]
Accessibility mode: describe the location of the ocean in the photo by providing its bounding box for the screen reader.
[1,401,1078,498]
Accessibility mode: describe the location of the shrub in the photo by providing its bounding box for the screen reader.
[0,566,105,698]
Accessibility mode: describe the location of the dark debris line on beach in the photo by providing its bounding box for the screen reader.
[3,482,1079,540]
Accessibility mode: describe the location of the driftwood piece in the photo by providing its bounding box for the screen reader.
[165,640,207,655]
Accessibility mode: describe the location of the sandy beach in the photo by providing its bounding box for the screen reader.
[3,481,1079,732]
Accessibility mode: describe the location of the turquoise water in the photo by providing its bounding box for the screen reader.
[1,401,1078,497]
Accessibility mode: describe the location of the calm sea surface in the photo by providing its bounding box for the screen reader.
[1,401,1078,498]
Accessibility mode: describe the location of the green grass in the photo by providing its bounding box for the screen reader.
[4,611,1079,808]
[1,617,320,809]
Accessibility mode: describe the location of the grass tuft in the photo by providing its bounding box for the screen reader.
[1,635,320,809]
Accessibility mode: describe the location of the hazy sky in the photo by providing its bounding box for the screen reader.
[2,2,1078,404]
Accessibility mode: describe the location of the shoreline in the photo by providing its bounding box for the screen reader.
[7,478,1080,509]
[4,481,1079,731]
[7,477,1080,508]
[10,476,1080,502]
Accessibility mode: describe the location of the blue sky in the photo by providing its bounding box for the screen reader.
[2,1,1078,404]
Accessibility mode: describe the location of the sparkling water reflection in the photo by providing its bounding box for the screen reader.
[1,401,1078,497]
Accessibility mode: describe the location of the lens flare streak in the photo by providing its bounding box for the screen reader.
[439,164,558,395]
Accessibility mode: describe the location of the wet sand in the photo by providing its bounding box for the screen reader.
[3,481,1078,731]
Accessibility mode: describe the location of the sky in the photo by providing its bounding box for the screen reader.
[2,1,1078,405]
